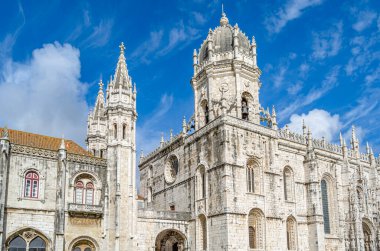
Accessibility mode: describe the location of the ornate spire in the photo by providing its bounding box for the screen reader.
[220,4,229,26]
[114,42,131,89]
[93,79,106,118]
[351,125,359,150]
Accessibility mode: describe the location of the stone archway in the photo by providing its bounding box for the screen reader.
[155,229,187,251]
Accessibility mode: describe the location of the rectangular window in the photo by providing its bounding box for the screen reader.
[32,180,38,198]
[86,189,93,205]
[76,189,83,204]
[202,173,206,198]
[25,180,31,197]
[321,180,331,234]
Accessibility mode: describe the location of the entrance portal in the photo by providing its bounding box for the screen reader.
[155,229,186,251]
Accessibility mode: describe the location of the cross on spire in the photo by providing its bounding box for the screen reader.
[119,42,125,55]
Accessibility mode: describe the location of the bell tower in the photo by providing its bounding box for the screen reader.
[104,43,137,250]
[191,10,262,129]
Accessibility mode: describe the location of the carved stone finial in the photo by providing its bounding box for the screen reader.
[170,129,173,141]
[182,116,187,134]
[1,126,9,139]
[59,136,66,150]
[160,133,164,147]
[220,4,229,26]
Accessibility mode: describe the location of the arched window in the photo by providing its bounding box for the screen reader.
[197,166,206,199]
[321,179,331,234]
[113,123,117,139]
[85,183,94,205]
[71,240,95,251]
[74,175,98,205]
[29,237,46,251]
[75,181,84,204]
[100,150,103,159]
[8,236,26,251]
[248,209,265,249]
[8,234,46,251]
[242,97,249,120]
[284,167,294,201]
[122,124,127,139]
[24,171,39,198]
[200,100,209,126]
[286,217,297,250]
[246,159,260,194]
[199,214,207,250]
[241,92,254,121]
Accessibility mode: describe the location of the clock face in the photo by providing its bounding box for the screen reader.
[164,156,178,184]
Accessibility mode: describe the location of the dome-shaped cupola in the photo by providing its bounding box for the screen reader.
[197,11,252,65]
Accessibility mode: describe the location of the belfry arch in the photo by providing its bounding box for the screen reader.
[155,229,187,251]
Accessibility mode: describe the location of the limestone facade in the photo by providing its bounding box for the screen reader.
[0,10,379,251]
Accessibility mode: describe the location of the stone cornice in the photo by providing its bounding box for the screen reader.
[10,144,107,166]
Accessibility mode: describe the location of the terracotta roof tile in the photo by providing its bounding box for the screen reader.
[0,128,91,156]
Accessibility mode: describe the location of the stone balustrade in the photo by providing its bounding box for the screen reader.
[68,203,103,218]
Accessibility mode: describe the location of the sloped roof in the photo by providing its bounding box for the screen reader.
[0,128,91,156]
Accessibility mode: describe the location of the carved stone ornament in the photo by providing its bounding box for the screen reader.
[22,230,38,242]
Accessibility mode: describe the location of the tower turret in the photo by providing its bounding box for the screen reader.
[191,10,262,129]
[104,43,137,250]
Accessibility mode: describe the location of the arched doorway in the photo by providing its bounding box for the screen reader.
[155,229,187,251]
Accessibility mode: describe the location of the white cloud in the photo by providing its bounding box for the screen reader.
[345,33,380,76]
[130,30,164,64]
[312,21,343,60]
[287,81,303,95]
[273,66,287,88]
[365,66,380,85]
[280,66,340,119]
[82,19,113,48]
[342,89,379,127]
[352,10,377,32]
[287,109,341,141]
[193,11,207,25]
[0,2,25,63]
[265,0,324,34]
[0,42,89,145]
[158,21,200,56]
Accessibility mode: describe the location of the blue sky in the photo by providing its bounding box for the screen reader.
[0,0,379,156]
